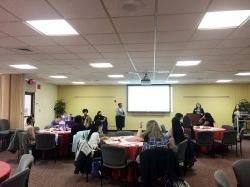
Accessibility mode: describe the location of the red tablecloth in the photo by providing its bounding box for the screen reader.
[38,130,70,158]
[104,136,143,183]
[194,126,226,153]
[0,161,11,183]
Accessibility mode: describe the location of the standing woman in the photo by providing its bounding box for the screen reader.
[193,103,205,116]
[115,103,125,131]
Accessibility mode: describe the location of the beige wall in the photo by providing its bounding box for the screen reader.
[58,84,250,130]
[34,82,58,129]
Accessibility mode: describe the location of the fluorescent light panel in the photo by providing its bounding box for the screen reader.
[165,80,179,84]
[89,63,113,68]
[10,64,37,69]
[176,60,201,66]
[26,19,78,36]
[199,10,250,29]
[216,79,232,83]
[169,74,186,77]
[108,74,124,78]
[235,72,250,76]
[72,81,85,85]
[49,75,68,79]
[118,81,130,84]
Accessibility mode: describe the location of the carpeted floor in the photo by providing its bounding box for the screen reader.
[1,140,249,187]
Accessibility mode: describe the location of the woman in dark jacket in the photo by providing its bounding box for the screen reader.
[70,115,86,142]
[183,114,195,139]
[172,113,186,144]
[199,112,215,127]
[94,111,108,134]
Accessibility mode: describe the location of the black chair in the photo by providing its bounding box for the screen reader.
[194,131,214,156]
[115,131,134,136]
[0,119,11,150]
[35,134,56,163]
[176,139,188,175]
[100,144,133,186]
[0,168,30,187]
[232,159,250,187]
[214,170,230,187]
[214,130,238,156]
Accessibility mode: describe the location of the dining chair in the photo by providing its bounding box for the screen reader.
[16,154,34,187]
[0,119,10,151]
[194,131,214,156]
[176,139,188,175]
[214,130,238,157]
[214,170,230,187]
[35,133,56,163]
[0,168,30,187]
[232,159,250,187]
[100,144,132,186]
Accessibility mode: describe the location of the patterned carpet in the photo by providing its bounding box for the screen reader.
[1,139,249,187]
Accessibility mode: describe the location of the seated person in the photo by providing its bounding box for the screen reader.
[199,112,215,127]
[50,115,63,128]
[137,120,168,151]
[182,114,195,139]
[24,116,36,145]
[94,111,108,134]
[70,115,86,143]
[167,113,186,151]
[193,103,205,116]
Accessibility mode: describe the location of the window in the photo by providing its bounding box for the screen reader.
[24,92,34,117]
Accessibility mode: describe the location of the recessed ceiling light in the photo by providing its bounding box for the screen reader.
[72,81,85,85]
[49,75,68,79]
[118,81,130,84]
[89,63,113,68]
[165,80,179,84]
[10,64,37,69]
[216,79,232,83]
[235,72,250,76]
[26,19,78,36]
[169,74,186,77]
[198,10,250,29]
[176,60,201,66]
[108,74,124,78]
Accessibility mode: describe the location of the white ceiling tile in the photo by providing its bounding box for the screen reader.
[0,7,19,22]
[17,36,56,46]
[186,40,220,49]
[113,16,154,33]
[101,52,128,58]
[69,18,114,34]
[0,22,39,36]
[239,48,250,54]
[103,0,155,17]
[94,44,125,52]
[131,58,153,63]
[0,37,26,48]
[229,26,250,39]
[0,0,60,20]
[181,49,213,56]
[51,36,88,45]
[129,51,153,58]
[77,53,103,59]
[47,0,106,18]
[35,46,68,53]
[208,0,250,11]
[120,32,154,43]
[64,45,97,53]
[0,32,7,37]
[51,53,80,60]
[192,30,233,40]
[158,14,202,31]
[211,48,242,55]
[156,50,181,57]
[157,30,193,42]
[84,34,120,44]
[125,43,153,51]
[217,39,250,48]
[158,42,188,50]
[158,0,210,14]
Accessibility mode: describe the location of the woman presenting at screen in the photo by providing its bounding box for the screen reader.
[115,103,125,131]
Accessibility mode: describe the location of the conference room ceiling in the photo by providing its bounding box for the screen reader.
[0,0,250,85]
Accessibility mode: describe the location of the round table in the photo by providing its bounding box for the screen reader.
[0,161,11,183]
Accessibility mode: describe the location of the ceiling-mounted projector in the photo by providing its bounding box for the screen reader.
[141,73,151,85]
